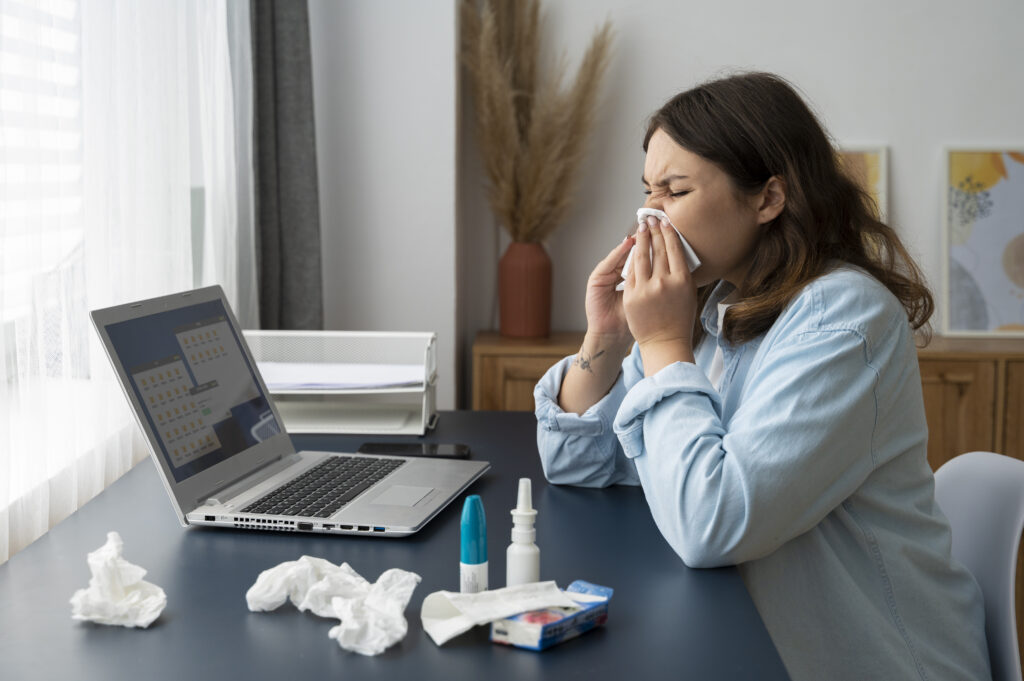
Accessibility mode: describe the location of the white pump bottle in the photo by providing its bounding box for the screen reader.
[506,478,540,586]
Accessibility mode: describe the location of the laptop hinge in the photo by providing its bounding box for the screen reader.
[201,454,291,507]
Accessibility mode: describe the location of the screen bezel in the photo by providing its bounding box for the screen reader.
[91,285,293,523]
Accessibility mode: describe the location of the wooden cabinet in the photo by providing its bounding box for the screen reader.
[472,331,584,411]
[918,358,997,471]
[917,337,1024,469]
[1006,360,1024,460]
[471,333,1024,443]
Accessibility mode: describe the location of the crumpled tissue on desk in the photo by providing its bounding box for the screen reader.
[69,531,167,628]
[245,555,421,656]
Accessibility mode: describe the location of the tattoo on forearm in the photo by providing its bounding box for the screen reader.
[574,349,605,373]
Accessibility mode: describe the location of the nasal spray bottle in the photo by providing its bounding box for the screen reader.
[506,478,540,586]
[460,495,487,593]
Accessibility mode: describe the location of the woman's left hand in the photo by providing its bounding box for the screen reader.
[623,219,699,375]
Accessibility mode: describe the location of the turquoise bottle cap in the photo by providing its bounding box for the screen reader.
[460,495,487,564]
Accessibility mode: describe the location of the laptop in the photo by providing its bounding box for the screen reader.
[90,285,490,537]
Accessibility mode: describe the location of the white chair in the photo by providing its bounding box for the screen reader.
[934,451,1024,681]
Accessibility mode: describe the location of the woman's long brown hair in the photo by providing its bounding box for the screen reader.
[644,72,933,347]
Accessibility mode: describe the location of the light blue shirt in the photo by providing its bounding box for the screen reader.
[535,267,990,681]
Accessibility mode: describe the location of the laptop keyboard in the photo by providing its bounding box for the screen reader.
[242,456,405,518]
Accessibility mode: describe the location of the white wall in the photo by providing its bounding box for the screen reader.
[309,0,459,408]
[311,0,1024,408]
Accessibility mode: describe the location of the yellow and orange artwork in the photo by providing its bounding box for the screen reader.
[946,149,1024,334]
[838,148,888,219]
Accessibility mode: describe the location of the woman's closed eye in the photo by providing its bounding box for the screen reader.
[643,187,692,198]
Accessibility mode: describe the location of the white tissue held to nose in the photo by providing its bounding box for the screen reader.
[69,531,167,629]
[616,207,701,290]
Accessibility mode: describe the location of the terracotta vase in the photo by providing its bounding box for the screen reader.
[499,242,552,338]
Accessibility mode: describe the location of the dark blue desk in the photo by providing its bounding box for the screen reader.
[0,411,789,679]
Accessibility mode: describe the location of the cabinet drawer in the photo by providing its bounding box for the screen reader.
[472,331,583,411]
[475,355,564,411]
[1005,361,1024,461]
[918,359,996,471]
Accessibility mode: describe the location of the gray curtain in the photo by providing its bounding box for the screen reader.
[251,0,323,330]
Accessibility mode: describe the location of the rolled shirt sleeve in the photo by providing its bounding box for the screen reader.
[535,353,640,487]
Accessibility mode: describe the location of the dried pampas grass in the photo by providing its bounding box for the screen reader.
[460,0,613,244]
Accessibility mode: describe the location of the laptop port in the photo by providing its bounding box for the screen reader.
[373,527,385,533]
[357,525,370,532]
[205,515,215,522]
[297,522,313,531]
[340,525,353,530]
[322,524,334,530]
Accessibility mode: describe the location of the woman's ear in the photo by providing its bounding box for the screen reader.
[757,176,786,225]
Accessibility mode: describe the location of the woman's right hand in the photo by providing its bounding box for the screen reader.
[558,235,637,415]
[584,236,636,340]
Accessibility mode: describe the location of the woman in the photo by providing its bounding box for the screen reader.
[534,72,990,680]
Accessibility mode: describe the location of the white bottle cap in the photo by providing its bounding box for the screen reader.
[511,478,537,544]
[516,478,533,512]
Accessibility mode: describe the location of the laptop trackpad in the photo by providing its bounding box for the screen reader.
[371,485,434,507]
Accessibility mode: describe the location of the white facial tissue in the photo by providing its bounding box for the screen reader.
[616,207,701,291]
[420,581,578,646]
[246,555,421,656]
[69,531,167,628]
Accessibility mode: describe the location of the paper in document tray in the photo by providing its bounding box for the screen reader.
[243,330,437,435]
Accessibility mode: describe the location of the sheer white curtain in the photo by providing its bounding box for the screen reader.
[191,0,258,327]
[0,0,255,564]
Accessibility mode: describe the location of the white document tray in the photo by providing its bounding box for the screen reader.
[243,330,438,435]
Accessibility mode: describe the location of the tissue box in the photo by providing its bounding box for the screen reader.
[489,580,612,651]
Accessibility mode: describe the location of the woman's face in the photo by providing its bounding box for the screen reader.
[641,128,768,289]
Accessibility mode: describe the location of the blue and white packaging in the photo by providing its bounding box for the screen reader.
[489,580,612,651]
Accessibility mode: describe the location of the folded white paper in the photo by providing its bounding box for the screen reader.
[420,581,577,646]
[69,531,167,628]
[246,555,421,656]
[258,362,423,390]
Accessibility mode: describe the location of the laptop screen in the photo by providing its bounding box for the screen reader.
[104,298,281,483]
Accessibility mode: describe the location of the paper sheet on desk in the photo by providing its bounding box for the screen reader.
[420,581,577,646]
[258,362,424,390]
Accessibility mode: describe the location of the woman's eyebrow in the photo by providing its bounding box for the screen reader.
[641,174,690,187]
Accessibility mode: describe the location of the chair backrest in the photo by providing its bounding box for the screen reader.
[934,451,1024,681]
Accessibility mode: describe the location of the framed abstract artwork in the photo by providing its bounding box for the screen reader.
[943,147,1024,336]
[838,146,889,220]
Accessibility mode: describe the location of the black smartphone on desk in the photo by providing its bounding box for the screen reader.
[357,442,471,459]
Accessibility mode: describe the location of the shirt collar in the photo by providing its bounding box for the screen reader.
[701,280,737,338]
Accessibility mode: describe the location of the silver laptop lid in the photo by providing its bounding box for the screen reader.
[91,286,294,523]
